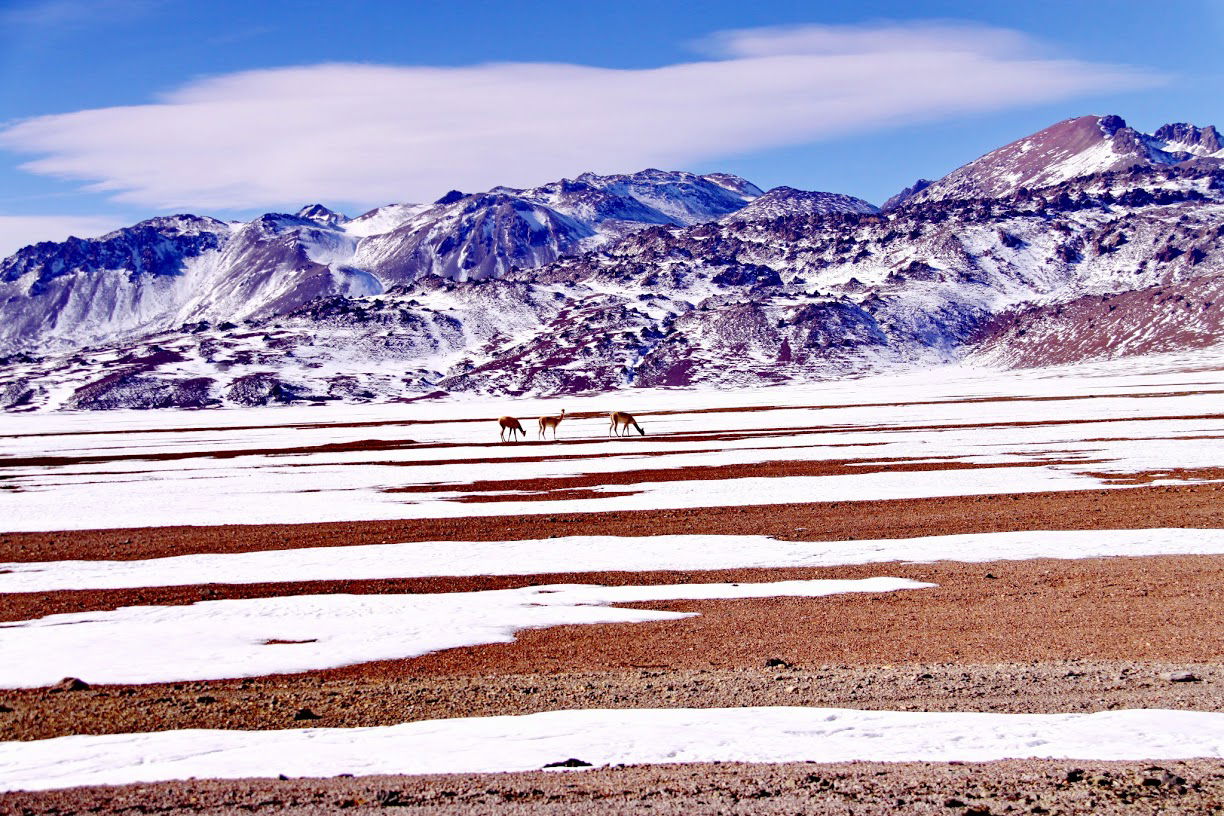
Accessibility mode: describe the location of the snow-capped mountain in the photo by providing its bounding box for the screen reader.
[6,157,1223,410]
[0,215,232,353]
[0,170,764,356]
[4,114,1224,411]
[353,170,764,281]
[888,115,1224,207]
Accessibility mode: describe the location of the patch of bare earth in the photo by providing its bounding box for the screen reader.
[1082,466,1224,485]
[1,659,1220,743]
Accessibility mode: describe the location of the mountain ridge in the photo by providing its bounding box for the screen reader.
[3,114,1224,410]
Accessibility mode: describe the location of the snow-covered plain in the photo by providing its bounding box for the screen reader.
[2,354,1223,532]
[3,528,1222,593]
[0,578,931,688]
[3,706,1222,793]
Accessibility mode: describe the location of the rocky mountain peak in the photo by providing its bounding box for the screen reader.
[295,204,348,226]
[1152,122,1224,156]
[1098,113,1128,137]
[433,190,467,206]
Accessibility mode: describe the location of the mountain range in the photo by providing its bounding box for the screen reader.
[2,114,1222,410]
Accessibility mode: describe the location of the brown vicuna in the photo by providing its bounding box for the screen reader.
[609,411,645,436]
[498,416,526,442]
[538,409,566,439]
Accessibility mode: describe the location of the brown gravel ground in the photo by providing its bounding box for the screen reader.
[3,758,1223,815]
[4,482,1224,563]
[1,660,1220,742]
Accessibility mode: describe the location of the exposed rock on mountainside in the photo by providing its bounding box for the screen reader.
[882,179,932,211]
[889,115,1224,207]
[723,187,878,222]
[967,274,1224,368]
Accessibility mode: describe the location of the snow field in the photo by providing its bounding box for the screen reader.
[2,707,1223,792]
[2,357,1224,531]
[4,528,1223,593]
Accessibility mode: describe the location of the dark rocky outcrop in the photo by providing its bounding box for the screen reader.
[68,373,218,410]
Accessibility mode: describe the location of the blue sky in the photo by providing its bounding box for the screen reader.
[0,0,1221,253]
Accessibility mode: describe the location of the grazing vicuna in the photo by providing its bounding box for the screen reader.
[498,416,526,442]
[538,409,566,440]
[609,411,645,437]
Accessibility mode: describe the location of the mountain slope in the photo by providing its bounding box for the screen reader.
[0,216,232,353]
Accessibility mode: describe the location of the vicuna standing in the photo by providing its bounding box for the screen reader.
[538,409,566,440]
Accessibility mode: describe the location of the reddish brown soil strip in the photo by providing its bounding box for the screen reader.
[385,456,1099,496]
[1080,434,1224,443]
[1,551,1219,628]
[0,438,419,470]
[6,445,760,480]
[303,441,890,471]
[4,659,1221,742]
[502,411,1224,449]
[3,482,1224,563]
[4,758,1220,815]
[1081,467,1224,485]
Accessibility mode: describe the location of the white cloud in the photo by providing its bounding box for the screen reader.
[0,215,126,258]
[0,22,1162,211]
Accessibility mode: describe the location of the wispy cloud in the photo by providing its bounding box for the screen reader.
[1,0,159,28]
[0,22,1164,211]
[0,215,127,258]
